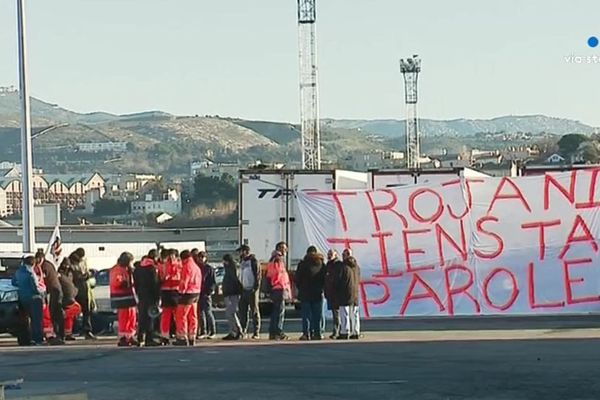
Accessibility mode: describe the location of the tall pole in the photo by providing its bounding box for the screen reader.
[298,0,321,170]
[17,0,36,252]
[400,55,422,170]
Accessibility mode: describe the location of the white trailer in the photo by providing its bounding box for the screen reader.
[238,169,367,267]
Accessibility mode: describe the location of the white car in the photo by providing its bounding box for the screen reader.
[92,269,113,315]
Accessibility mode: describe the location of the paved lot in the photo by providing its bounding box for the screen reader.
[2,319,600,400]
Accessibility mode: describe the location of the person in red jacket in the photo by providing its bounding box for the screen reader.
[159,249,180,344]
[174,250,202,346]
[110,252,139,347]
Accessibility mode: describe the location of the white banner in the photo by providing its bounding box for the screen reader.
[296,170,600,317]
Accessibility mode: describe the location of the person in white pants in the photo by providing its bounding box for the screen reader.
[339,305,361,336]
[336,249,362,340]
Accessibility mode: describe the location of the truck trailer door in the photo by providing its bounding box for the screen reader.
[239,172,287,264]
[286,172,334,267]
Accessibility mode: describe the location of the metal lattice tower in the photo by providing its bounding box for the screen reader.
[298,0,321,170]
[400,55,422,170]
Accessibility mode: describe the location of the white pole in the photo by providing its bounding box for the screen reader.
[17,0,35,253]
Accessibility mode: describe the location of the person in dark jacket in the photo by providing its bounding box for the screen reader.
[58,259,78,306]
[237,245,261,339]
[12,255,44,345]
[324,249,342,339]
[58,259,80,341]
[221,254,243,340]
[336,249,362,340]
[70,249,96,340]
[35,250,64,345]
[295,246,326,340]
[193,250,217,340]
[134,250,161,346]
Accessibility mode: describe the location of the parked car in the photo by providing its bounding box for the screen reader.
[0,253,31,345]
[88,268,115,334]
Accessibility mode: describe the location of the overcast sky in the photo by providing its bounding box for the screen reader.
[0,0,599,125]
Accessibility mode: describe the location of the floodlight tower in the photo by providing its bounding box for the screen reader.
[400,55,422,170]
[297,0,321,170]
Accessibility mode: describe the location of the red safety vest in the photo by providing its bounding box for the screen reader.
[110,264,137,309]
[159,258,181,292]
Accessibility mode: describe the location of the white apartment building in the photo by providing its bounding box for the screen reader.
[131,189,182,216]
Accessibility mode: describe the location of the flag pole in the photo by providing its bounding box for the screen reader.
[17,0,36,253]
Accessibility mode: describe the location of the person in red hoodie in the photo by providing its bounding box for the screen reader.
[174,250,202,346]
[110,252,139,347]
[158,249,180,344]
[266,242,291,341]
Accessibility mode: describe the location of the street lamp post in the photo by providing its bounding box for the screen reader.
[17,0,36,253]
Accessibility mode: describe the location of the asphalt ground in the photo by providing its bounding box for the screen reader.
[2,316,600,399]
[3,313,600,346]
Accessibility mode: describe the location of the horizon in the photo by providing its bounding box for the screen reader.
[1,0,599,125]
[1,89,597,127]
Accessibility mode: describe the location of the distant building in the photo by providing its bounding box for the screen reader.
[0,173,105,215]
[0,189,7,217]
[434,154,470,169]
[502,146,541,162]
[0,167,21,178]
[0,162,42,176]
[478,161,519,178]
[191,160,239,178]
[343,152,384,171]
[546,153,566,164]
[0,178,23,216]
[382,151,405,161]
[0,161,18,170]
[342,151,410,171]
[472,152,503,168]
[520,163,600,176]
[85,188,103,214]
[131,189,182,216]
[104,174,162,200]
[77,142,128,153]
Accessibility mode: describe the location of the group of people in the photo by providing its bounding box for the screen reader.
[221,242,291,341]
[222,242,362,342]
[12,248,97,346]
[11,240,362,347]
[297,246,362,340]
[110,247,215,347]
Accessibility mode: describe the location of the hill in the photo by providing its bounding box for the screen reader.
[0,90,597,174]
[325,115,596,138]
